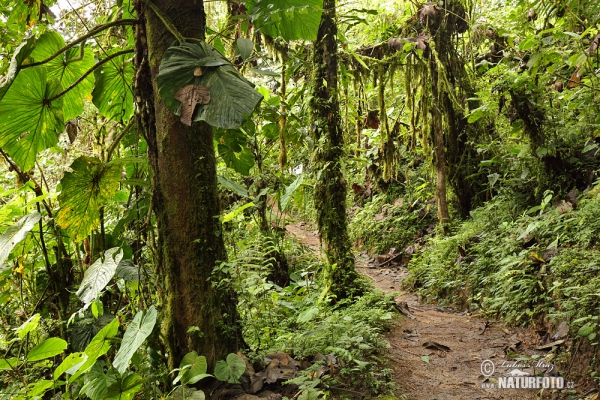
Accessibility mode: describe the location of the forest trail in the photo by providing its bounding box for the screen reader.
[285,221,561,400]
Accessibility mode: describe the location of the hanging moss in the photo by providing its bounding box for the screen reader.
[309,0,362,300]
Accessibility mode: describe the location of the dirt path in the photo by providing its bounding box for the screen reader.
[285,222,574,400]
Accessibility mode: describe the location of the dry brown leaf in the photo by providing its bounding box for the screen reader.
[174,85,211,126]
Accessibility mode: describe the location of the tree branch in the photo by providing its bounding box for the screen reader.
[22,19,139,69]
[106,118,135,162]
[145,0,185,43]
[47,49,134,103]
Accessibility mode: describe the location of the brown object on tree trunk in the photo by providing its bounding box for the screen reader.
[141,0,241,371]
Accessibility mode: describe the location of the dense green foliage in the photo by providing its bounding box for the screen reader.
[0,0,600,397]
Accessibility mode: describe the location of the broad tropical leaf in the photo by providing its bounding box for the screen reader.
[92,49,134,122]
[54,352,88,380]
[76,248,123,308]
[0,67,63,171]
[0,36,36,101]
[214,129,255,175]
[157,42,263,129]
[0,211,41,272]
[83,362,117,400]
[115,259,142,281]
[280,175,303,211]
[30,32,95,120]
[180,351,211,385]
[27,337,67,361]
[247,0,323,40]
[217,175,248,198]
[113,305,157,374]
[214,353,245,383]
[15,313,41,339]
[56,156,122,242]
[105,372,143,400]
[169,387,206,400]
[69,317,120,383]
[0,358,19,370]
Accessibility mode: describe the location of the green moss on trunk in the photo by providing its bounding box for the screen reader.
[142,0,240,371]
[310,0,361,300]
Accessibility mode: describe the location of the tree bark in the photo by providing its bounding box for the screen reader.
[140,0,240,371]
[430,62,450,226]
[310,0,361,300]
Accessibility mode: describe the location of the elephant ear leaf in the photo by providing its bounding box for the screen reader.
[92,49,134,122]
[56,157,122,242]
[0,67,63,171]
[0,36,36,101]
[157,42,262,129]
[30,32,95,121]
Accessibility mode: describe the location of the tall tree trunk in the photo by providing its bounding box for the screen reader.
[430,61,450,226]
[310,0,361,300]
[139,0,240,370]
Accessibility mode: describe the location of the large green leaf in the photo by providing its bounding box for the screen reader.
[83,362,117,400]
[56,156,122,242]
[105,372,143,400]
[214,353,245,383]
[247,0,323,40]
[0,211,41,272]
[113,305,157,374]
[69,317,120,383]
[157,42,263,129]
[214,128,255,175]
[54,352,88,380]
[0,67,63,171]
[76,248,123,308]
[30,32,95,120]
[0,36,36,101]
[27,337,67,361]
[179,351,211,385]
[92,49,134,122]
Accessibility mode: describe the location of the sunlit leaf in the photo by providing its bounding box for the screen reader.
[56,157,122,242]
[76,248,123,308]
[247,0,323,40]
[0,67,63,171]
[281,175,303,211]
[0,36,36,101]
[15,313,41,339]
[92,49,134,122]
[0,211,41,272]
[113,306,157,374]
[30,32,95,120]
[54,352,88,380]
[27,337,67,361]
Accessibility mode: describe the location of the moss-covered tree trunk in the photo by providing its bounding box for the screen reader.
[310,0,361,299]
[140,0,240,370]
[429,60,450,225]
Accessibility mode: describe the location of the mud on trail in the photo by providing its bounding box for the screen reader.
[285,222,575,400]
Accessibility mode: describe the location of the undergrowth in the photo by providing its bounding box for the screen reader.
[408,185,600,348]
[349,189,435,254]
[220,222,397,396]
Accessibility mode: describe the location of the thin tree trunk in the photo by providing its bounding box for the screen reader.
[140,0,240,370]
[310,0,361,300]
[430,62,450,226]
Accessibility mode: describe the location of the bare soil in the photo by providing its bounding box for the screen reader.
[285,221,579,400]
